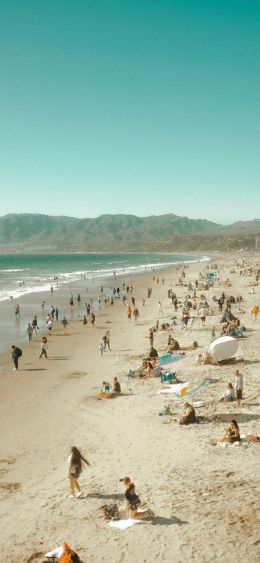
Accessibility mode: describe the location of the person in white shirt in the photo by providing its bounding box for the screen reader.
[220,383,236,402]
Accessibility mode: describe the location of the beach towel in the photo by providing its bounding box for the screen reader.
[217,440,252,449]
[157,353,183,366]
[174,379,210,399]
[159,382,189,394]
[109,519,142,530]
[159,379,210,399]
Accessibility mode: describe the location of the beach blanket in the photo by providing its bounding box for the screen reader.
[159,379,210,399]
[175,379,210,399]
[109,519,142,530]
[157,353,183,366]
[159,382,189,395]
[217,441,252,449]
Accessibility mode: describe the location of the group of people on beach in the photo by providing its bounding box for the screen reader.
[6,259,260,563]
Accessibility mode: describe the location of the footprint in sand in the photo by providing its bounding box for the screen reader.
[65,371,87,379]
[0,482,21,492]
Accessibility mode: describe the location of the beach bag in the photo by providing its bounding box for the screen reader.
[101,503,119,520]
[161,372,176,383]
[17,348,23,357]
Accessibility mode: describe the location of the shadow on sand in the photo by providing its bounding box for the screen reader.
[152,515,188,526]
[215,412,260,423]
[87,492,125,500]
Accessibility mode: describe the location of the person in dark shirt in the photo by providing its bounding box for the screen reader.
[120,477,154,520]
[113,377,121,393]
[149,346,158,359]
[11,345,22,371]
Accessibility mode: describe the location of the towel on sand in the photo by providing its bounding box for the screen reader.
[109,519,142,530]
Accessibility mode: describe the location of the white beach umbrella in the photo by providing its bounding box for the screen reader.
[208,336,239,362]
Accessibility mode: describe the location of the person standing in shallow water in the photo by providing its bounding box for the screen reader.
[26,323,33,343]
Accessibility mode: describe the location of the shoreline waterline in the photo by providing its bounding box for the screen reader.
[0,252,211,355]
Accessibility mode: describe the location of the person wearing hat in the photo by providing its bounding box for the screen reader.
[234,369,243,407]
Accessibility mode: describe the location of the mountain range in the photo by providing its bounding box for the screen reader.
[0,213,260,252]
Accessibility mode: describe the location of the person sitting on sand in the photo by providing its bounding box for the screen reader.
[149,346,158,359]
[214,420,240,445]
[196,354,204,364]
[100,381,112,396]
[68,446,90,499]
[119,477,154,520]
[167,338,180,352]
[219,383,236,402]
[113,377,121,393]
[138,359,154,379]
[177,402,197,425]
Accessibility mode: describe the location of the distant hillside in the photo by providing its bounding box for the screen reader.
[0,213,259,252]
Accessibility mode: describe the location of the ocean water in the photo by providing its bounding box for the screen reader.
[0,252,209,355]
[0,253,209,303]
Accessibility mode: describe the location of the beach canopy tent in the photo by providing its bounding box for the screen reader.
[207,272,216,278]
[220,309,238,324]
[208,336,239,362]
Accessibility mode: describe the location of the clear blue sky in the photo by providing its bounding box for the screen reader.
[1,1,259,224]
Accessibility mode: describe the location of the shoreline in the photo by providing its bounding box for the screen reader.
[0,253,211,354]
[1,253,259,563]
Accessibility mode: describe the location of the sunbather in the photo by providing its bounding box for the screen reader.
[113,377,121,393]
[177,402,196,425]
[101,381,111,391]
[219,383,236,402]
[214,420,240,445]
[119,477,154,519]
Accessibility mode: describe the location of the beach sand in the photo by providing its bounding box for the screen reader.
[1,255,260,563]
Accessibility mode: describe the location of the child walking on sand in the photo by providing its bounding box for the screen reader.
[67,446,90,498]
[39,336,48,359]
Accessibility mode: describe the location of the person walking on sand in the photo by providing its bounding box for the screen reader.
[90,312,95,327]
[133,307,140,322]
[26,323,33,343]
[127,305,132,320]
[68,446,90,498]
[99,341,105,356]
[158,301,163,315]
[61,316,68,334]
[103,330,111,351]
[39,336,48,359]
[11,345,22,371]
[234,369,243,407]
[251,305,259,321]
[199,306,206,326]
